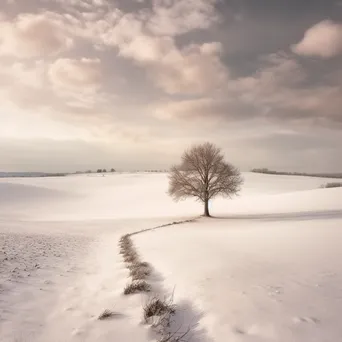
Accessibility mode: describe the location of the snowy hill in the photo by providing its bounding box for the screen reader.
[1,173,342,341]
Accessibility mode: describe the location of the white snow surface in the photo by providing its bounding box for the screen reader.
[1,172,342,341]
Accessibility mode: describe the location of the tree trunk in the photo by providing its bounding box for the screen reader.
[204,199,210,217]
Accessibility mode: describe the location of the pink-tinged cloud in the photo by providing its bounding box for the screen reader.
[48,58,102,90]
[0,12,73,58]
[147,0,218,36]
[292,20,342,58]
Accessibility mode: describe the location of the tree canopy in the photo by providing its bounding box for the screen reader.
[168,142,243,217]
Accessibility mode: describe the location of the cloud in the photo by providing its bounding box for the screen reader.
[109,19,228,95]
[48,57,102,90]
[229,54,342,125]
[88,0,219,53]
[47,57,106,111]
[45,0,111,10]
[0,2,123,59]
[292,20,342,58]
[98,5,227,95]
[77,1,226,95]
[0,56,112,128]
[151,97,256,124]
[1,0,342,173]
[0,60,46,88]
[118,34,174,63]
[47,58,113,119]
[151,52,342,126]
[150,42,228,95]
[58,0,92,9]
[0,0,222,78]
[229,54,306,106]
[147,0,218,36]
[152,98,216,120]
[0,60,48,110]
[0,12,73,58]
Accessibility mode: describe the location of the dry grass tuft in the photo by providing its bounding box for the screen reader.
[132,261,150,268]
[129,262,152,280]
[124,281,151,295]
[123,251,139,264]
[143,297,176,322]
[98,309,119,320]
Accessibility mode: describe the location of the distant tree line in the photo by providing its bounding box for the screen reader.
[251,168,342,179]
[320,182,342,188]
[144,170,168,173]
[0,172,67,178]
[75,169,116,174]
[74,169,169,174]
[96,168,116,173]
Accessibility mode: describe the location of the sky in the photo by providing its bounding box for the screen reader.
[0,0,341,173]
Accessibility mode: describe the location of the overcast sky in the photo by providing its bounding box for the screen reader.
[0,0,341,172]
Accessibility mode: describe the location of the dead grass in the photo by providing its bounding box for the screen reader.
[128,261,150,269]
[143,296,176,322]
[98,309,119,320]
[118,232,192,342]
[123,252,139,264]
[119,241,133,254]
[129,262,152,280]
[119,235,152,281]
[124,281,151,295]
[131,268,150,280]
[119,235,140,265]
[158,328,192,342]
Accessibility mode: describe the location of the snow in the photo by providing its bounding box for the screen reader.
[1,172,342,341]
[134,175,342,342]
[0,174,199,222]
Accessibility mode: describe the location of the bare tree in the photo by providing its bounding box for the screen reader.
[168,142,243,217]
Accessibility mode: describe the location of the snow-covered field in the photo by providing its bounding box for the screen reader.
[1,172,342,341]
